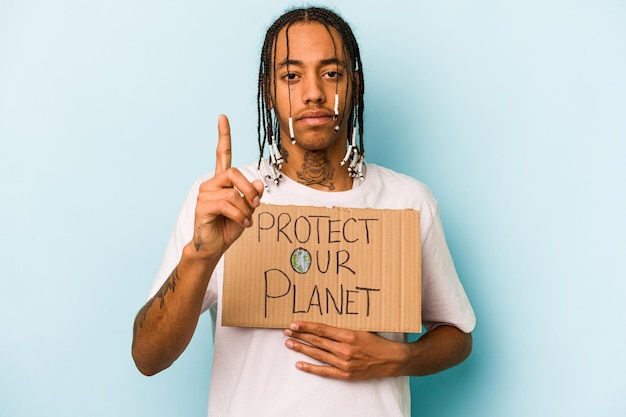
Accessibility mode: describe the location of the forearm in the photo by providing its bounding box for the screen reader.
[399,325,472,377]
[132,243,219,375]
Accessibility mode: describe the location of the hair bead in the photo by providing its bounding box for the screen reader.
[288,117,295,144]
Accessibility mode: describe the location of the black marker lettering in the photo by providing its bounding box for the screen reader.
[328,219,341,243]
[345,290,359,315]
[342,218,358,243]
[292,284,306,314]
[309,215,329,244]
[315,250,330,274]
[277,212,293,243]
[294,216,311,243]
[264,269,291,318]
[257,212,275,243]
[358,218,379,244]
[307,285,322,315]
[336,250,355,275]
[355,286,381,316]
[325,284,344,314]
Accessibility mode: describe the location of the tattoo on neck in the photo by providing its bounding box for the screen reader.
[134,266,180,331]
[281,147,289,163]
[296,150,335,190]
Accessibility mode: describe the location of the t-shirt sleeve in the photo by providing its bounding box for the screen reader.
[420,209,476,333]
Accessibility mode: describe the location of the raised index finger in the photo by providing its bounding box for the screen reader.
[215,114,232,174]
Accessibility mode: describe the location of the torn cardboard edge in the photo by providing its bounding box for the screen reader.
[223,204,422,333]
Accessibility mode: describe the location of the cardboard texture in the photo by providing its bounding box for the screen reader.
[223,204,421,333]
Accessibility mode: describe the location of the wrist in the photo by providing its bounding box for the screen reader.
[181,241,223,271]
[391,340,415,377]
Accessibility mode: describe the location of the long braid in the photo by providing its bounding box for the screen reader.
[257,7,366,179]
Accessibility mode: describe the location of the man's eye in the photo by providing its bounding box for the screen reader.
[325,71,338,78]
[286,73,297,80]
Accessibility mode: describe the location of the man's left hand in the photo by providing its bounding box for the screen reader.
[283,321,408,380]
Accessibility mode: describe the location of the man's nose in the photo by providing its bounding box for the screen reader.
[302,76,326,104]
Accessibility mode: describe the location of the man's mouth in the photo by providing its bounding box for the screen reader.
[298,111,334,126]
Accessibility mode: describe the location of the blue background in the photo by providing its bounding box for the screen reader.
[1,1,625,416]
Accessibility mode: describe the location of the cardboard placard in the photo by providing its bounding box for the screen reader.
[223,204,421,333]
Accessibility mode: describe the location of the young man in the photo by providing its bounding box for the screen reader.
[132,7,475,416]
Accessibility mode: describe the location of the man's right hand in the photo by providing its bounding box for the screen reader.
[132,115,264,375]
[191,114,265,261]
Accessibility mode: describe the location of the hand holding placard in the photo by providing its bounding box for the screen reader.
[284,321,409,380]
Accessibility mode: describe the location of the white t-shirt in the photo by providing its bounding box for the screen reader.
[150,162,475,417]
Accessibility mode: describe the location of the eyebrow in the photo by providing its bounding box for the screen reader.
[276,57,345,69]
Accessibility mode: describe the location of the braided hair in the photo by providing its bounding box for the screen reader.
[256,7,365,169]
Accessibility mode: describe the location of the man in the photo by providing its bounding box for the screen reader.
[132,6,475,416]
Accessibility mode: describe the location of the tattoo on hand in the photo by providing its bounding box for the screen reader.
[134,266,180,331]
[297,150,335,190]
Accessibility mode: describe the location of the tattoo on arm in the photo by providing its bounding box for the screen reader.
[194,226,202,251]
[134,266,180,331]
[296,150,335,190]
